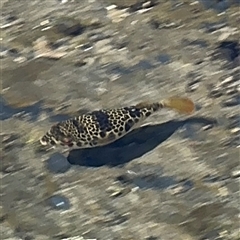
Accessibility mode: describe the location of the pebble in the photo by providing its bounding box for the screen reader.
[107,7,130,23]
[186,78,201,92]
[216,40,240,62]
[200,21,227,33]
[7,48,20,57]
[51,38,69,49]
[33,36,67,59]
[61,0,68,4]
[40,19,50,26]
[145,237,158,240]
[48,195,71,210]
[61,237,95,240]
[208,87,223,98]
[219,76,234,87]
[225,87,238,96]
[0,46,8,58]
[185,72,202,92]
[106,5,117,11]
[80,43,93,52]
[231,169,240,178]
[221,136,240,148]
[218,32,231,42]
[0,16,24,29]
[226,113,240,130]
[88,32,109,42]
[169,179,194,195]
[217,186,229,197]
[221,96,240,107]
[129,0,157,13]
[202,174,228,183]
[46,152,71,174]
[94,39,112,53]
[201,124,214,131]
[182,39,208,48]
[55,18,85,36]
[230,127,240,135]
[13,56,27,63]
[106,185,130,197]
[104,212,129,226]
[74,59,87,67]
[149,18,160,29]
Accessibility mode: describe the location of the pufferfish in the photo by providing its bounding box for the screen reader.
[40,96,195,149]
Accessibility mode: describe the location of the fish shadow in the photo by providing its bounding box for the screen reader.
[67,117,216,167]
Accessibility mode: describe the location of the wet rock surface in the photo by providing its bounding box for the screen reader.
[1,0,240,239]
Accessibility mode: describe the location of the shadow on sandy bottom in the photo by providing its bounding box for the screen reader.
[67,117,216,167]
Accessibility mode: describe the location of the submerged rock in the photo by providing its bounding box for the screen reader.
[46,152,71,174]
[48,195,71,210]
[216,41,240,62]
[55,17,85,37]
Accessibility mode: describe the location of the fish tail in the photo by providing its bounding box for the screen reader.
[159,96,195,114]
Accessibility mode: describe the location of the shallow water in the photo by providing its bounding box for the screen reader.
[1,0,240,239]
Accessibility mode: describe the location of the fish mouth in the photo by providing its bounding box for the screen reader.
[39,133,74,149]
[40,137,48,146]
